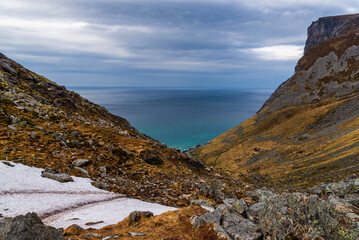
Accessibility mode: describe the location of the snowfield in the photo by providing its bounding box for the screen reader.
[0,161,176,229]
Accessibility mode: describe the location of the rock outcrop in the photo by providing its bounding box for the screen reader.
[305,14,359,52]
[0,212,65,240]
[194,13,359,190]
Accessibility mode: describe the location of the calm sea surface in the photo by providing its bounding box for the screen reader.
[69,87,272,150]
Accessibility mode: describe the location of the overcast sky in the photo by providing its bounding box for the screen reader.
[0,0,358,88]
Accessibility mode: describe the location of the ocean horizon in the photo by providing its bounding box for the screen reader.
[69,87,273,150]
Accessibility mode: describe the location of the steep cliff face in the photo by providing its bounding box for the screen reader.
[194,14,359,190]
[304,14,359,52]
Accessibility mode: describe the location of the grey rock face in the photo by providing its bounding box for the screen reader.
[260,44,359,114]
[305,14,359,52]
[41,168,74,183]
[221,213,261,240]
[259,192,359,240]
[199,212,220,224]
[0,212,65,240]
[247,202,264,223]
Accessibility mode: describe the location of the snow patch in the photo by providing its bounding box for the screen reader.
[0,161,176,229]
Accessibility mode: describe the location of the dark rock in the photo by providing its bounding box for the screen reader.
[72,159,90,167]
[128,211,153,226]
[30,132,39,139]
[2,161,14,167]
[0,61,16,75]
[140,149,163,165]
[93,180,109,190]
[111,147,132,157]
[0,212,65,240]
[70,131,79,137]
[41,168,74,183]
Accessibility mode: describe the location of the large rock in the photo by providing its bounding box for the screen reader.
[0,61,16,75]
[72,159,90,168]
[41,168,73,183]
[221,213,262,240]
[260,192,359,240]
[223,198,247,215]
[139,149,163,165]
[0,212,65,240]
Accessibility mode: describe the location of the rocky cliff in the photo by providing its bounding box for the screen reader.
[304,14,359,52]
[194,13,359,190]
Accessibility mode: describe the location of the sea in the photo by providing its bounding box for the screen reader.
[69,87,273,150]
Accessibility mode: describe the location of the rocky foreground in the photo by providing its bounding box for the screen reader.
[2,177,359,239]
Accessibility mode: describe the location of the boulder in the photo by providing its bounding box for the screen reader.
[0,61,16,75]
[139,149,163,165]
[246,202,264,223]
[221,213,262,240]
[199,212,220,225]
[72,159,90,167]
[223,198,247,215]
[0,212,65,240]
[41,168,73,183]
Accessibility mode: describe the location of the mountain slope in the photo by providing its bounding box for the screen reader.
[194,14,359,190]
[0,52,242,207]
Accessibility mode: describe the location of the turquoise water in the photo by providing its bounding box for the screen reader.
[70,87,272,150]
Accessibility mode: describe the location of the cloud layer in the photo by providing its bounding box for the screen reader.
[0,0,358,87]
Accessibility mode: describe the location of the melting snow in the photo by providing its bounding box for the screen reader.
[0,161,176,229]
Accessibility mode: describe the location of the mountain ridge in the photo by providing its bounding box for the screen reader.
[194,13,359,190]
